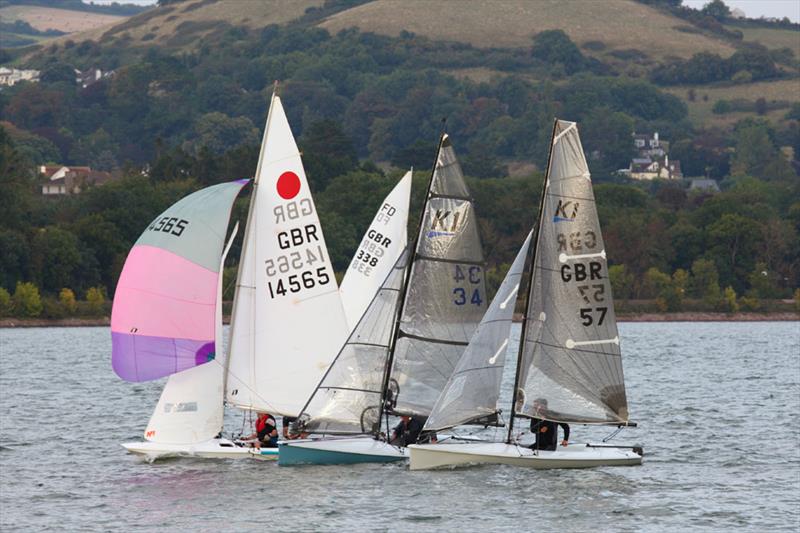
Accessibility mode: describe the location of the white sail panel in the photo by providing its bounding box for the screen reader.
[296,250,408,435]
[390,135,487,417]
[425,231,532,432]
[339,171,411,329]
[516,120,628,424]
[226,95,349,417]
[145,224,238,444]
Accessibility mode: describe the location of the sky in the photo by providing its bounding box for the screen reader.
[680,0,798,22]
[84,0,800,23]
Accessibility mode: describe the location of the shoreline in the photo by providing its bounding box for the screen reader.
[1,311,797,328]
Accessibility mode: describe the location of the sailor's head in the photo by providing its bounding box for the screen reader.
[401,415,411,423]
[533,398,548,413]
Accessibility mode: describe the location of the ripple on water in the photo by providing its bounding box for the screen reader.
[0,323,798,532]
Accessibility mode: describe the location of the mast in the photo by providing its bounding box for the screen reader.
[506,118,558,444]
[377,124,447,432]
[223,84,278,403]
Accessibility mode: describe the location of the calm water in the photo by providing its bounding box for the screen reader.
[1,322,798,531]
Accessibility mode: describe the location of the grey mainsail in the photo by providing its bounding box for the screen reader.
[424,231,533,432]
[515,120,629,425]
[295,250,409,435]
[390,135,488,417]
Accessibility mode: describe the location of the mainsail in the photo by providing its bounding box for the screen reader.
[296,250,409,435]
[225,93,349,417]
[390,135,487,417]
[111,179,248,382]
[339,171,412,329]
[424,231,532,432]
[515,120,628,425]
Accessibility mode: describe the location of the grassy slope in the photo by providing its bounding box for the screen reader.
[45,0,323,50]
[319,0,736,60]
[0,5,123,33]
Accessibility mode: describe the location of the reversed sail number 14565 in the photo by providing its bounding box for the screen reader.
[265,245,330,298]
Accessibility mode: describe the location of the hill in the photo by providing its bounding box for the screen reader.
[320,0,736,60]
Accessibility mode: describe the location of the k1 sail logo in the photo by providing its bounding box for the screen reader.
[553,200,579,223]
[427,209,462,237]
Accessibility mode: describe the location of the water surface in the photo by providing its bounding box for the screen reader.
[1,322,798,531]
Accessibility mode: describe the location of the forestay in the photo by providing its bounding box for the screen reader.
[339,171,411,329]
[424,231,532,432]
[296,250,409,435]
[391,135,487,417]
[225,94,349,417]
[111,180,248,382]
[516,120,628,424]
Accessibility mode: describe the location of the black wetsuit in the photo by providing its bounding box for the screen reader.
[530,418,570,451]
[282,416,297,437]
[391,417,424,446]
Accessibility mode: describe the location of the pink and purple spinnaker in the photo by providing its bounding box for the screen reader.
[111,179,248,382]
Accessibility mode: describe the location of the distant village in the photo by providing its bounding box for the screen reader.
[0,66,112,88]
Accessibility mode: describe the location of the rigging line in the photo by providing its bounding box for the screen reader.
[534,339,622,357]
[545,191,596,203]
[319,386,382,394]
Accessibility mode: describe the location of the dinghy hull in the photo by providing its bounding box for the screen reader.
[408,442,642,470]
[279,437,406,466]
[121,438,279,461]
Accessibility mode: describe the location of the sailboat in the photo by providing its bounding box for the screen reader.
[116,91,411,460]
[279,133,488,465]
[113,179,253,458]
[408,120,643,470]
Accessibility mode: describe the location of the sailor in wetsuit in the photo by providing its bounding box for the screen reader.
[282,416,307,440]
[390,415,437,446]
[529,398,570,451]
[245,412,278,448]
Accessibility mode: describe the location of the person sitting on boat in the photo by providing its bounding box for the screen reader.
[390,415,424,446]
[245,412,278,448]
[529,398,569,451]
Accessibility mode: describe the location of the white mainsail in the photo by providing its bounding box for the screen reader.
[144,224,238,444]
[225,93,349,417]
[339,171,411,329]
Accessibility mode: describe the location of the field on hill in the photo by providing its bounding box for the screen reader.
[730,25,800,59]
[319,0,736,60]
[0,5,123,33]
[665,78,800,126]
[50,0,322,48]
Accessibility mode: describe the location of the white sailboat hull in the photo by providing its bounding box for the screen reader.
[408,442,642,470]
[278,436,407,465]
[121,438,279,461]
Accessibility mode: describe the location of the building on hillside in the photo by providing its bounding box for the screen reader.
[632,131,669,159]
[688,178,720,193]
[628,154,683,180]
[75,68,113,89]
[40,165,116,195]
[621,131,682,180]
[0,67,40,87]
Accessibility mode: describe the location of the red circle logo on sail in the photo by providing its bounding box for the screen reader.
[276,171,301,199]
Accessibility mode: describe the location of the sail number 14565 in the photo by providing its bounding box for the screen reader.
[267,267,330,298]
